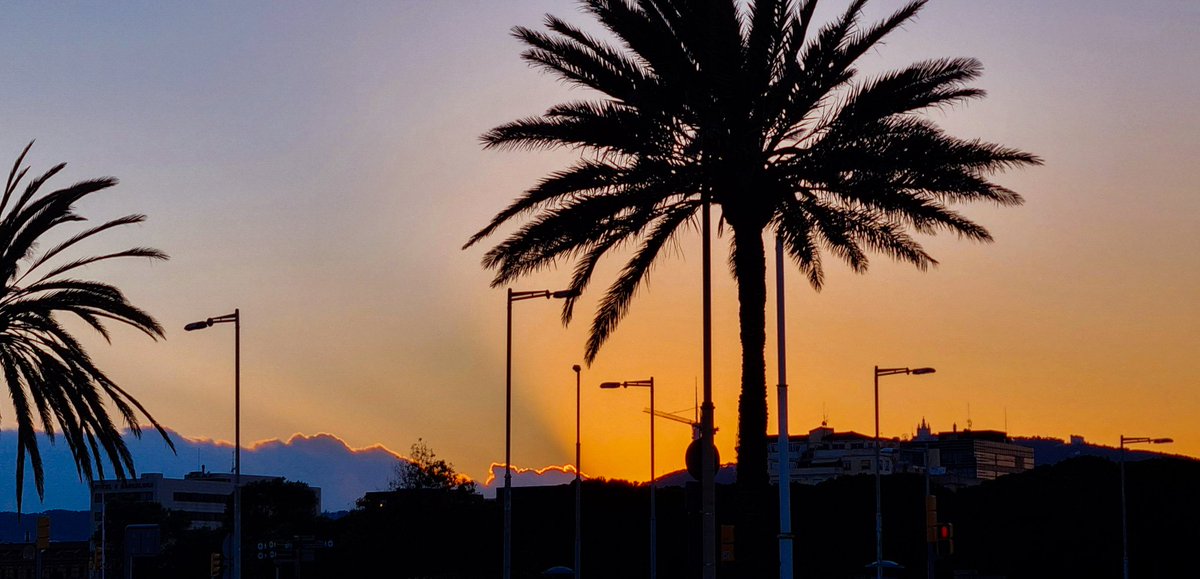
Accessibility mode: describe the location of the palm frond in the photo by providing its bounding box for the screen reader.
[28,248,169,290]
[0,144,171,511]
[2,141,35,216]
[584,201,697,363]
[21,214,150,279]
[464,161,627,249]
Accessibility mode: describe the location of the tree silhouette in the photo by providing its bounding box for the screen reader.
[1,142,172,511]
[391,438,479,496]
[465,1,1038,571]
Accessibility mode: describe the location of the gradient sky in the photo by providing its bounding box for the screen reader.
[0,1,1197,487]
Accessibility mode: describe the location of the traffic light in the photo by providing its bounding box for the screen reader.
[925,496,938,543]
[36,516,50,550]
[935,523,954,556]
[210,552,223,577]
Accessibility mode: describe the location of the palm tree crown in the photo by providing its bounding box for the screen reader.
[466,0,1039,570]
[1,142,173,511]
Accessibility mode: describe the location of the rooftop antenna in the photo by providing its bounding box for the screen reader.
[821,402,828,427]
[1004,407,1009,435]
[967,403,973,430]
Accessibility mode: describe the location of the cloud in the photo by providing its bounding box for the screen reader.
[1,429,735,511]
[0,429,403,512]
[478,463,583,498]
[475,462,739,498]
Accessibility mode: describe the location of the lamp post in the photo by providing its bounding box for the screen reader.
[700,190,716,579]
[185,310,240,579]
[1120,434,1172,579]
[600,378,656,579]
[873,366,935,579]
[573,364,582,579]
[924,442,934,579]
[773,234,794,579]
[504,288,578,579]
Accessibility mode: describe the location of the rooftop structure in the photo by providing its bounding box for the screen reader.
[768,420,1034,486]
[90,470,320,532]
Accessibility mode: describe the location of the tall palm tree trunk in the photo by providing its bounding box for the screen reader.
[732,223,771,577]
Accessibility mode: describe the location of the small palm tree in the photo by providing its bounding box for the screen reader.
[466,1,1039,571]
[1,142,173,511]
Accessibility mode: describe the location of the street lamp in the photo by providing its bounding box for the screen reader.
[573,364,582,579]
[185,310,240,579]
[504,288,578,579]
[600,377,656,579]
[1120,434,1172,579]
[872,366,935,579]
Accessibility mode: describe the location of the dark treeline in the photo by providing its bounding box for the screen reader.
[97,456,1198,578]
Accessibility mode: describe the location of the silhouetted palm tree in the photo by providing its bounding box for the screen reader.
[466,0,1038,570]
[1,142,173,511]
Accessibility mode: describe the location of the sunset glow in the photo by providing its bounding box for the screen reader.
[0,1,1196,492]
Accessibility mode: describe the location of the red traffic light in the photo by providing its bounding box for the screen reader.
[938,523,954,540]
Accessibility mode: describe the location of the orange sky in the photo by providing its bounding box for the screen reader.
[0,1,1196,485]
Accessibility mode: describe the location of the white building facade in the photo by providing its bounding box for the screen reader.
[89,470,318,532]
[767,423,903,485]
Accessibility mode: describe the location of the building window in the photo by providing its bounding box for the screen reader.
[174,492,230,504]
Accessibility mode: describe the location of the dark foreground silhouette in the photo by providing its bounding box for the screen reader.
[21,455,1189,578]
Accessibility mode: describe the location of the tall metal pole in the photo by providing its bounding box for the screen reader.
[499,288,577,579]
[183,311,244,579]
[649,378,657,579]
[1120,438,1129,579]
[101,492,106,579]
[700,190,717,579]
[874,366,883,579]
[574,364,582,579]
[926,444,935,579]
[504,289,513,579]
[1117,435,1170,578]
[232,309,240,579]
[775,235,794,579]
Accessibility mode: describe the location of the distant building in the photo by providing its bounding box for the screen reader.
[767,423,902,484]
[768,419,1033,486]
[930,426,1034,483]
[0,541,89,579]
[90,470,321,532]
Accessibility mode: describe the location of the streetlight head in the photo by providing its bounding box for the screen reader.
[184,320,212,331]
[572,365,581,373]
[1153,438,1174,444]
[552,288,581,299]
[599,382,623,389]
[910,367,936,375]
